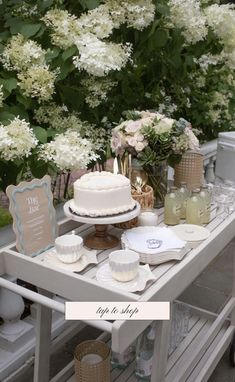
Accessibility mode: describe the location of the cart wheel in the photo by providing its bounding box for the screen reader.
[229,334,235,366]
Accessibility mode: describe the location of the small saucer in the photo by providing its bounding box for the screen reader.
[38,248,97,272]
[171,224,210,248]
[96,264,156,292]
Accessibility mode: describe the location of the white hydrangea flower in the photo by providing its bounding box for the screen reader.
[11,2,39,18]
[220,50,235,70]
[172,134,190,154]
[124,0,155,31]
[18,65,58,102]
[34,103,85,130]
[73,33,132,77]
[206,91,232,124]
[205,4,235,50]
[81,77,117,107]
[39,129,99,171]
[77,5,114,39]
[102,0,127,28]
[0,117,38,161]
[168,0,207,45]
[194,53,221,72]
[103,0,155,30]
[0,34,46,72]
[42,9,81,49]
[0,85,4,107]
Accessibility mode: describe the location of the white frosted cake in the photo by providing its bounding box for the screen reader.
[71,171,136,217]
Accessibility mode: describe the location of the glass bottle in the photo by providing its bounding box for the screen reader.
[178,182,190,219]
[135,322,156,380]
[111,343,136,369]
[200,186,211,224]
[164,187,181,225]
[186,188,204,225]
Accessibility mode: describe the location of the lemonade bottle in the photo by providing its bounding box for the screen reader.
[164,187,181,225]
[186,188,203,225]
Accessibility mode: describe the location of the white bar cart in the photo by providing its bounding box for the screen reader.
[0,206,235,382]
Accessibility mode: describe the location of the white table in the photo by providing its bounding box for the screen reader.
[0,206,235,382]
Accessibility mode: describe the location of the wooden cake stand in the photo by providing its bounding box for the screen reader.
[63,200,140,250]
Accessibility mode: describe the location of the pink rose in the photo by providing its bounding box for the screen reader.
[111,131,125,155]
[125,120,143,133]
[135,141,148,152]
[126,136,137,147]
[185,126,200,151]
[135,133,145,142]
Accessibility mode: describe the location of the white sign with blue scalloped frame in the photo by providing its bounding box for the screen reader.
[6,175,58,257]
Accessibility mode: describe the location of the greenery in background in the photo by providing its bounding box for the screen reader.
[0,206,12,227]
[0,0,234,192]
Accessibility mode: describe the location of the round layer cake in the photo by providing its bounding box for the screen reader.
[72,171,136,217]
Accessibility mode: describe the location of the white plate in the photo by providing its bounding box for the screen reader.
[96,264,156,292]
[38,248,97,272]
[171,224,210,242]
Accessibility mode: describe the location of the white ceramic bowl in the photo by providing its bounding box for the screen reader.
[55,234,83,264]
[109,250,139,282]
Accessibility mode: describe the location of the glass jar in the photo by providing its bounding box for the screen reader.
[200,186,211,224]
[178,182,190,219]
[186,188,203,225]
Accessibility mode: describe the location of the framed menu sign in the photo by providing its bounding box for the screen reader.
[6,175,58,257]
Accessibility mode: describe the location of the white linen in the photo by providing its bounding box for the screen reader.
[125,227,186,255]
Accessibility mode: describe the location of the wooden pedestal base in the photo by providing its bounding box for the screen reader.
[84,224,119,250]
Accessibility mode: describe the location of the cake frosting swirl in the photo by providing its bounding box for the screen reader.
[72,171,136,217]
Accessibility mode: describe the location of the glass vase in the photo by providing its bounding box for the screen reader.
[144,160,168,208]
[117,152,132,179]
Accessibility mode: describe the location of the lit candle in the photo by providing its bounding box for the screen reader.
[138,210,158,226]
[81,353,103,364]
[113,157,119,175]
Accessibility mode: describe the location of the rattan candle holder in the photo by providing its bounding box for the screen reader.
[114,185,154,230]
[74,340,110,382]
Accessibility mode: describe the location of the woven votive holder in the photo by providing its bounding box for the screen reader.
[174,151,204,191]
[114,185,154,230]
[74,340,111,382]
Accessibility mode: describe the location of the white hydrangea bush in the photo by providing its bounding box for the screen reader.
[0,0,234,191]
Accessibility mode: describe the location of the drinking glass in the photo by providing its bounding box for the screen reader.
[212,183,234,218]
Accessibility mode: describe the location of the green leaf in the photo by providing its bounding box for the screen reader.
[9,105,29,120]
[148,19,160,38]
[156,3,169,16]
[62,46,77,61]
[58,85,84,109]
[45,47,61,62]
[7,19,25,35]
[39,0,54,11]
[16,93,31,109]
[153,29,168,47]
[20,23,42,38]
[0,206,12,228]
[29,156,49,178]
[33,126,48,143]
[47,128,57,139]
[56,61,75,81]
[79,0,100,9]
[0,111,16,124]
[0,31,10,42]
[0,78,18,93]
